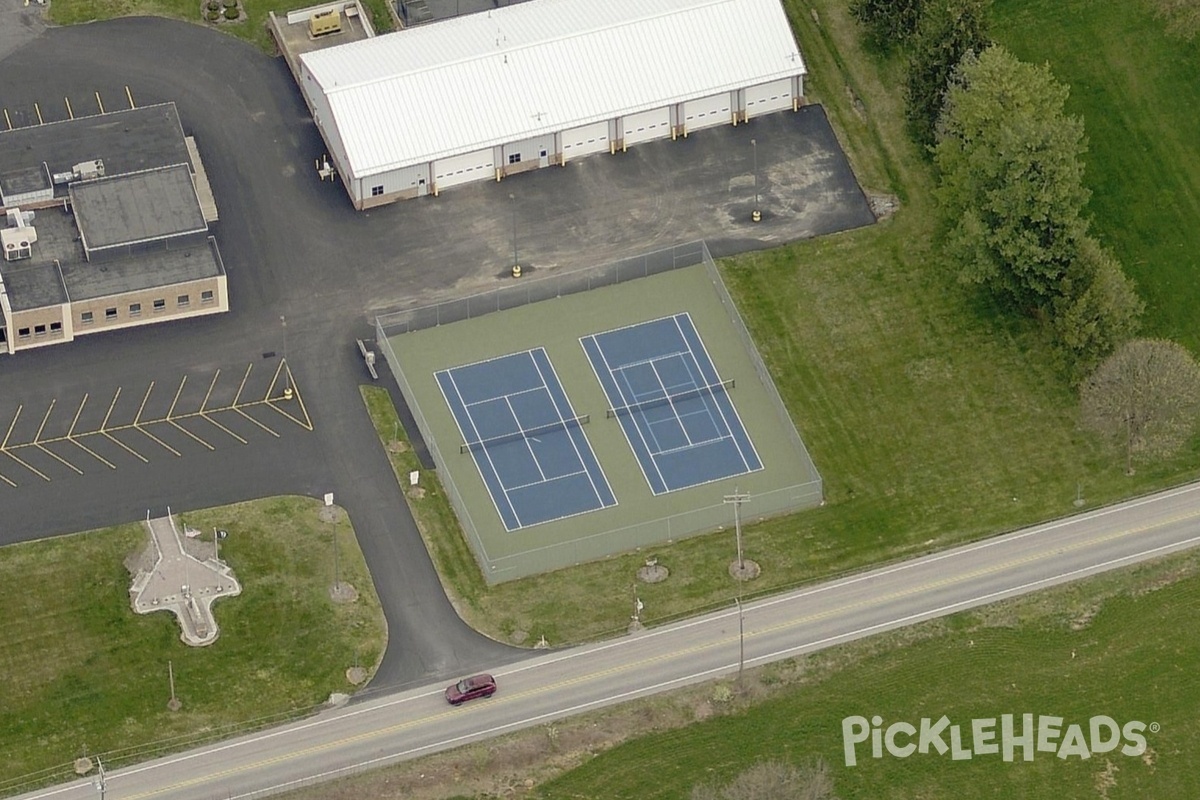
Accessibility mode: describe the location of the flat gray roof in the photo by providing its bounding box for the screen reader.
[70,165,207,252]
[1,260,67,311]
[0,209,223,311]
[0,103,191,203]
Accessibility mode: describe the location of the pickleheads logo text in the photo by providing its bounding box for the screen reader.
[841,714,1155,767]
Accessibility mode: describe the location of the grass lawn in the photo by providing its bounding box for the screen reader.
[359,0,1200,650]
[993,0,1200,351]
[533,552,1200,798]
[47,0,395,52]
[0,497,386,791]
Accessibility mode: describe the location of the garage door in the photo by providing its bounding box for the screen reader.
[682,93,731,133]
[433,148,495,190]
[562,121,610,159]
[622,107,671,146]
[744,79,794,118]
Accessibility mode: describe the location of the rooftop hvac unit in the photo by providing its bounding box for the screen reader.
[72,159,105,181]
[1,228,35,261]
[52,171,75,185]
[309,9,343,37]
[5,208,35,227]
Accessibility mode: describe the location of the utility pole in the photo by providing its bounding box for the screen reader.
[281,315,293,400]
[723,487,750,572]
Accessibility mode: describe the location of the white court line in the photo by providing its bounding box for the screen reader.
[674,312,762,473]
[532,349,614,507]
[581,334,664,494]
[464,385,545,408]
[436,369,522,530]
[505,468,589,493]
[504,394,547,484]
[615,363,670,459]
[648,359,696,448]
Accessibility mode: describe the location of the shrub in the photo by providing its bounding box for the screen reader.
[224,5,239,18]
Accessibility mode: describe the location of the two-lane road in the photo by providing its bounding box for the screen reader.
[15,481,1200,800]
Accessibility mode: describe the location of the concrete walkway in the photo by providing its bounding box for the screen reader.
[129,512,241,646]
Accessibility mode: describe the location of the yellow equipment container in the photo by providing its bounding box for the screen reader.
[309,9,343,37]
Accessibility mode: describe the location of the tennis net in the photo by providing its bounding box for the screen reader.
[460,414,590,454]
[605,379,735,419]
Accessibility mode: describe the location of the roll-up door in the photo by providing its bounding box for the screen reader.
[744,79,794,118]
[433,148,495,190]
[562,121,611,159]
[682,93,731,132]
[621,107,671,146]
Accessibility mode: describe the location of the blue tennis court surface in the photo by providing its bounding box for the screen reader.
[581,313,763,494]
[436,348,617,531]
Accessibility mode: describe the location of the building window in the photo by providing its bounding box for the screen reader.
[18,327,31,339]
[81,311,94,324]
[50,321,63,334]
[153,299,166,312]
[34,324,47,337]
[177,294,190,307]
[371,185,384,197]
[201,290,215,304]
[105,307,117,320]
[129,303,142,316]
[508,153,522,165]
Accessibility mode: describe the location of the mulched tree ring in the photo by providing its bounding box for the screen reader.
[224,6,239,19]
[206,9,221,21]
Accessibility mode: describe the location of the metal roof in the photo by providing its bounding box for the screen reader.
[300,0,805,177]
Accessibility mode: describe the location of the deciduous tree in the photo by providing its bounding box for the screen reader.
[1052,235,1143,374]
[934,45,1090,310]
[905,0,991,148]
[850,0,923,51]
[1080,339,1200,475]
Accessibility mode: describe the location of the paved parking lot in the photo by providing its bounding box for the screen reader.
[0,16,874,688]
[0,359,309,488]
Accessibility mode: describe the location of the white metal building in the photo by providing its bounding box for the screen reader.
[297,0,806,208]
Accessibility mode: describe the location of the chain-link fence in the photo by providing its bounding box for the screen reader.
[376,241,822,583]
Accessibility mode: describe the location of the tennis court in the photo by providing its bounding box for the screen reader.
[435,348,617,530]
[581,313,763,495]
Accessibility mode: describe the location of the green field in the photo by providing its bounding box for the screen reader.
[993,0,1200,351]
[0,497,385,791]
[534,551,1200,799]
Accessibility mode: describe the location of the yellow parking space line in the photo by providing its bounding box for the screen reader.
[68,393,89,436]
[65,96,74,119]
[235,407,280,438]
[265,359,287,402]
[200,412,248,444]
[68,437,117,469]
[167,375,188,418]
[0,471,15,488]
[96,91,105,113]
[135,425,182,457]
[125,85,134,109]
[4,450,50,481]
[36,443,83,475]
[169,420,214,451]
[200,370,221,412]
[1,404,20,449]
[34,102,43,125]
[134,381,155,424]
[232,363,253,406]
[33,399,55,443]
[103,431,149,463]
[3,108,10,130]
[101,387,122,429]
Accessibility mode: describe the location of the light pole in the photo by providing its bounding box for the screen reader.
[751,138,761,223]
[93,756,106,800]
[510,193,519,274]
[281,315,293,400]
